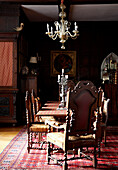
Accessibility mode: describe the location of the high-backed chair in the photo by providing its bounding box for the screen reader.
[47,81,100,169]
[31,89,42,122]
[100,98,110,146]
[35,97,41,112]
[31,89,55,123]
[25,91,49,153]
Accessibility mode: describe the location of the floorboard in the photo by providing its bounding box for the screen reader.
[0,125,24,153]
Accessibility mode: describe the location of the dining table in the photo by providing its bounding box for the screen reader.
[36,101,67,120]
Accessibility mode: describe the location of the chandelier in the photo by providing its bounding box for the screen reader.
[45,0,79,49]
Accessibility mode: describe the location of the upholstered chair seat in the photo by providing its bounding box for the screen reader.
[30,124,49,132]
[47,132,96,151]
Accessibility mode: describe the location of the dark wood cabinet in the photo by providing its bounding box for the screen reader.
[0,88,18,124]
[0,33,19,125]
[20,75,38,95]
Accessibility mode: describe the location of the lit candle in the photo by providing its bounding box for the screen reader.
[57,22,59,31]
[47,23,49,32]
[58,75,61,82]
[65,75,68,79]
[51,27,53,34]
[74,22,77,30]
[62,69,64,74]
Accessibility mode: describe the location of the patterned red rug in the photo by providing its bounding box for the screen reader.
[0,126,118,170]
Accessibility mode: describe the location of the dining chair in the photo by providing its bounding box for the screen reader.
[31,89,56,123]
[25,91,49,153]
[47,81,100,169]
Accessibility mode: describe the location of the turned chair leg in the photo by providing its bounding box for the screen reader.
[38,133,42,142]
[27,132,30,153]
[93,146,97,168]
[78,147,82,157]
[98,139,101,158]
[47,142,51,164]
[104,128,107,146]
[63,151,68,170]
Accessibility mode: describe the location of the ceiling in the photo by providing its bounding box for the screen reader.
[21,3,118,22]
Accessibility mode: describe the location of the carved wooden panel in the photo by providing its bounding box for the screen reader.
[0,89,18,124]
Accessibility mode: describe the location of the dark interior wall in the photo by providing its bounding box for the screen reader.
[0,4,118,124]
[0,4,20,32]
[24,21,118,101]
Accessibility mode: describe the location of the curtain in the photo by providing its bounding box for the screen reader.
[0,42,13,86]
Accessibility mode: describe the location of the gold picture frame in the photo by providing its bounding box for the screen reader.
[51,51,76,77]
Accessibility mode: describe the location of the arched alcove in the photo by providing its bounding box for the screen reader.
[101,52,118,84]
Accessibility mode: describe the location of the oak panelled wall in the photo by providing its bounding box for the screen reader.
[0,3,20,124]
[26,22,118,125]
[0,3,118,125]
[0,35,19,124]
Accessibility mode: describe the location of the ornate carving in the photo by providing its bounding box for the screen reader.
[0,97,9,105]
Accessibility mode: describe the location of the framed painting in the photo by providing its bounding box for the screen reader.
[50,51,76,77]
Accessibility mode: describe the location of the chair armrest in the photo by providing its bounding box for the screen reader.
[45,119,66,130]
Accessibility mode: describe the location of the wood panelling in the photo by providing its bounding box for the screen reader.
[0,3,118,125]
[0,4,20,32]
[20,75,38,123]
[24,22,118,125]
[0,0,118,4]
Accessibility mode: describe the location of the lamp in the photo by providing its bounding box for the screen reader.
[29,56,38,75]
[29,56,37,63]
[46,0,79,49]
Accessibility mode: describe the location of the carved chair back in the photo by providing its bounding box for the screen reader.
[31,89,41,121]
[31,89,36,118]
[35,97,41,112]
[68,80,98,137]
[25,91,33,126]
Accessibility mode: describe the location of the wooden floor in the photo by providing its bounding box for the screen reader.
[0,125,24,153]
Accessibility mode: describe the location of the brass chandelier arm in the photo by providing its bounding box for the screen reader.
[65,30,79,38]
[46,32,58,40]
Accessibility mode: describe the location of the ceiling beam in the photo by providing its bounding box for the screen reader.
[0,0,118,5]
[0,0,58,5]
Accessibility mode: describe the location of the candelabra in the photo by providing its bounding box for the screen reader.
[45,0,79,49]
[57,69,68,110]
